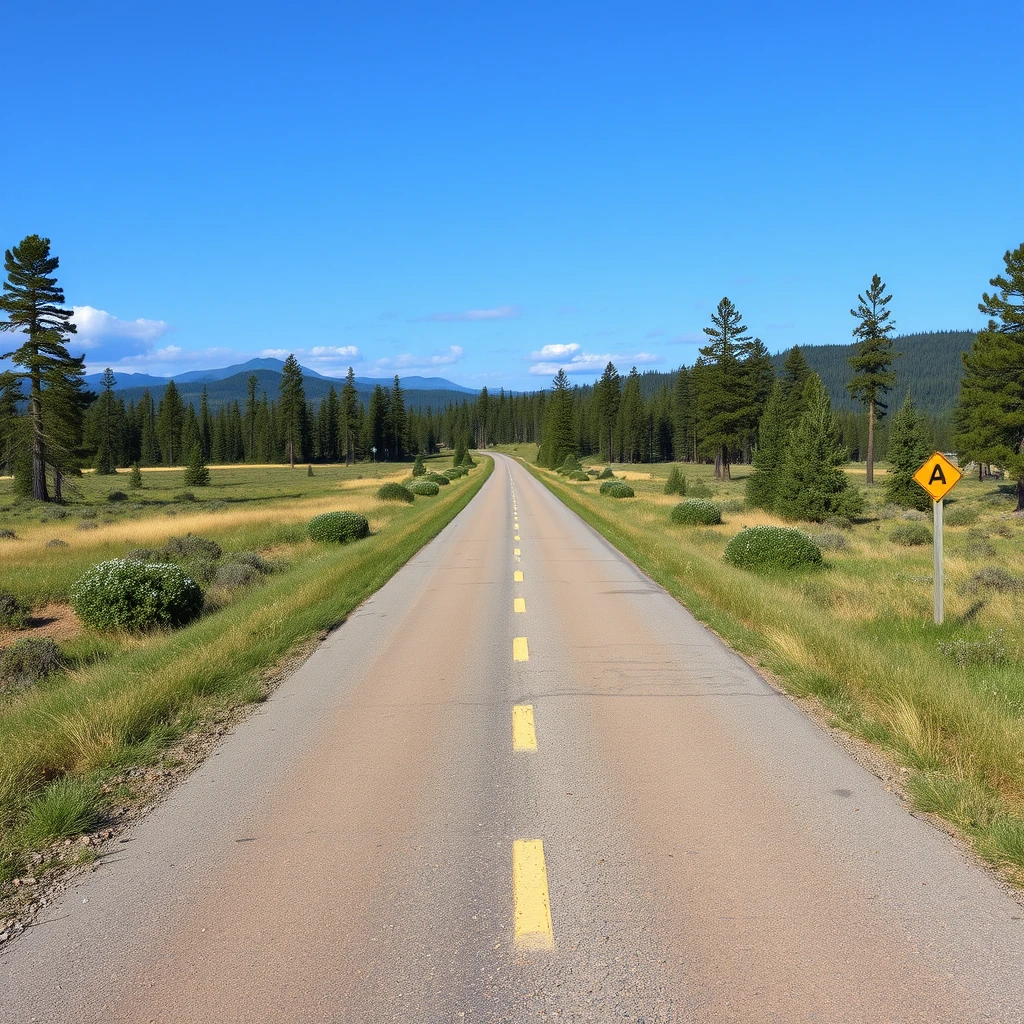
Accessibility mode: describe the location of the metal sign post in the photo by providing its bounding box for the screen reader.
[913,452,962,626]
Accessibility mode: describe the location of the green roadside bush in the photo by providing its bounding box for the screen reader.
[664,466,687,495]
[0,638,64,689]
[445,467,466,480]
[670,499,722,526]
[412,454,426,477]
[70,559,204,631]
[409,480,440,496]
[307,511,371,543]
[568,471,590,481]
[598,467,615,480]
[559,454,583,475]
[724,526,823,571]
[890,521,932,547]
[604,482,635,498]
[377,482,414,503]
[425,472,450,485]
[599,480,618,494]
[945,505,979,526]
[0,591,30,629]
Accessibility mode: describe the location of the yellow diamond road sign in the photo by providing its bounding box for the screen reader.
[913,451,962,502]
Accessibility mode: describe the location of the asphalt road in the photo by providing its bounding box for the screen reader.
[3,452,1023,1022]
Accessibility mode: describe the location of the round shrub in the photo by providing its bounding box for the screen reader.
[107,491,128,503]
[568,471,590,482]
[425,472,450,486]
[670,500,722,526]
[598,467,615,480]
[960,566,1024,595]
[46,538,68,549]
[409,479,440,496]
[173,491,196,503]
[307,511,371,543]
[0,638,64,689]
[445,467,466,480]
[687,480,713,499]
[0,529,16,540]
[944,505,979,527]
[890,521,931,547]
[823,515,853,531]
[70,559,204,631]
[0,592,30,629]
[900,509,928,522]
[724,526,823,571]
[377,482,414,503]
[604,482,635,499]
[814,530,850,551]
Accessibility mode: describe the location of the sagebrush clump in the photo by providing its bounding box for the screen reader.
[70,559,204,631]
[670,500,721,526]
[724,526,823,571]
[959,566,1024,595]
[0,591,30,629]
[890,521,931,547]
[307,511,370,543]
[945,504,980,526]
[377,482,414,503]
[0,638,64,689]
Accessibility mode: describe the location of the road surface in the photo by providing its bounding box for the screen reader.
[2,452,1023,1022]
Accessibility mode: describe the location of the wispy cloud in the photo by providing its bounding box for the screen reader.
[310,345,360,358]
[528,350,662,376]
[415,305,520,323]
[372,345,465,371]
[70,305,172,360]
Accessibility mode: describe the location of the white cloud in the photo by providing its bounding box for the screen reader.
[154,345,182,360]
[372,346,464,371]
[632,352,662,364]
[72,306,170,345]
[310,345,360,358]
[528,343,580,360]
[260,348,290,359]
[528,350,663,376]
[417,305,520,323]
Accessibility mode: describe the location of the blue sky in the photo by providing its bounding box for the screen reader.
[2,1,1021,390]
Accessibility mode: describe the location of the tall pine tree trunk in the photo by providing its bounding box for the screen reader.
[721,447,731,481]
[29,373,49,501]
[866,398,875,485]
[54,465,63,502]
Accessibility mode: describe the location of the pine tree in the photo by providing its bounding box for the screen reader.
[672,366,697,461]
[594,362,621,462]
[740,339,776,461]
[390,375,407,460]
[91,368,120,474]
[244,374,259,461]
[746,380,787,511]
[697,297,751,479]
[953,243,1024,509]
[0,235,85,500]
[848,274,898,485]
[156,380,184,465]
[199,387,212,460]
[616,367,645,462]
[340,367,360,465]
[884,393,932,510]
[279,354,306,467]
[128,461,143,489]
[542,369,575,468]
[774,375,864,522]
[183,442,210,487]
[477,386,490,447]
[778,346,812,431]
[413,453,426,476]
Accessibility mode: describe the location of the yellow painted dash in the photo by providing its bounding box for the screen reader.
[512,704,537,750]
[513,636,529,661]
[514,597,526,613]
[514,570,524,582]
[512,839,554,949]
[514,548,521,557]
[514,534,520,541]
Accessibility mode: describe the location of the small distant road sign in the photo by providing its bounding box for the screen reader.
[913,451,962,502]
[912,452,963,625]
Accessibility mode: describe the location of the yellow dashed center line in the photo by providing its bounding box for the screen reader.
[514,597,526,613]
[514,570,523,582]
[512,839,554,949]
[512,704,537,750]
[514,547,521,557]
[513,636,529,661]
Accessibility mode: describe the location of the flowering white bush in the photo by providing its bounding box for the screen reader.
[70,558,204,630]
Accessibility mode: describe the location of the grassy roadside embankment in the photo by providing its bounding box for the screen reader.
[0,456,492,888]
[501,445,1024,884]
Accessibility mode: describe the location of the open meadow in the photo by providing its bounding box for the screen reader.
[497,444,1024,883]
[0,456,491,890]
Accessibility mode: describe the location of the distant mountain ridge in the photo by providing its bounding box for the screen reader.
[83,357,478,397]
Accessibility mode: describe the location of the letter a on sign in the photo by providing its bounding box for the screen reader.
[913,452,962,502]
